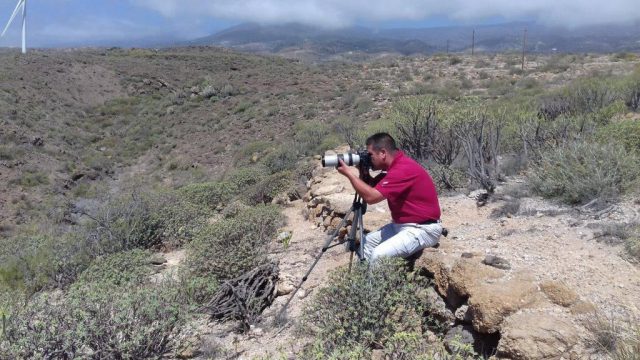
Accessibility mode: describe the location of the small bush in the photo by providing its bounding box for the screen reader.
[302,259,438,355]
[233,140,271,166]
[429,163,467,192]
[179,181,239,211]
[1,282,185,359]
[584,312,640,359]
[528,141,640,205]
[0,144,23,160]
[612,327,640,360]
[262,146,299,174]
[223,166,267,190]
[186,205,283,280]
[595,119,640,153]
[75,249,153,287]
[449,56,462,65]
[625,232,640,262]
[11,170,49,188]
[244,171,293,205]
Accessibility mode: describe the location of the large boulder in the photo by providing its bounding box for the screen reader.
[498,312,579,359]
[447,258,505,308]
[467,273,542,333]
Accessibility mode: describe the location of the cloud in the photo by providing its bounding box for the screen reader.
[40,18,153,41]
[132,0,640,28]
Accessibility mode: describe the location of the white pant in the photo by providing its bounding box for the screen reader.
[363,222,442,262]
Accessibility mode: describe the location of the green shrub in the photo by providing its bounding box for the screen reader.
[528,141,640,205]
[223,166,267,190]
[0,144,22,160]
[75,249,154,287]
[292,121,332,156]
[233,140,271,166]
[11,170,49,187]
[179,181,239,210]
[186,205,283,280]
[244,171,294,205]
[81,192,210,271]
[595,119,640,153]
[150,192,213,247]
[540,55,572,73]
[302,259,437,355]
[428,163,468,192]
[262,146,299,174]
[0,233,58,293]
[449,56,462,65]
[1,282,185,359]
[624,227,640,261]
[83,194,168,253]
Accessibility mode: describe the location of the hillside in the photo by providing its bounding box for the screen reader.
[191,22,640,61]
[1,47,640,359]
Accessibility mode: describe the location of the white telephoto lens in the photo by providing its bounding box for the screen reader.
[322,153,361,167]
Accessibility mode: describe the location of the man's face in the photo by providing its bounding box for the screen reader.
[366,144,386,171]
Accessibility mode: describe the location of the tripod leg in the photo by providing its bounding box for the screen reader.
[276,205,354,321]
[347,207,361,272]
[357,207,366,262]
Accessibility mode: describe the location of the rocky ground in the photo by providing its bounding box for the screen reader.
[162,156,640,359]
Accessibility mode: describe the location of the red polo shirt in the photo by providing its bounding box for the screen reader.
[374,151,441,223]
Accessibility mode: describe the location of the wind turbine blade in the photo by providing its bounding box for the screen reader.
[1,0,25,37]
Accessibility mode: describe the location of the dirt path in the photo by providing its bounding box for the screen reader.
[197,199,353,359]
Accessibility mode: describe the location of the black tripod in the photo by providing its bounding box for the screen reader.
[276,192,368,321]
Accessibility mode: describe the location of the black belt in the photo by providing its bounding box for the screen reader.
[419,219,440,225]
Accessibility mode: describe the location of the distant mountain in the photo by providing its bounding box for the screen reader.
[189,22,640,60]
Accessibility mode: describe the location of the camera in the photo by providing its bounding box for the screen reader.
[321,150,372,170]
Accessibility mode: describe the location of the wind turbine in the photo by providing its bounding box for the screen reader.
[1,0,27,54]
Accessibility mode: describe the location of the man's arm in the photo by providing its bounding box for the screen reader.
[337,159,385,205]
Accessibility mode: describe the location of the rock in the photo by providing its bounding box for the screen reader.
[276,280,295,296]
[249,325,264,337]
[467,274,541,333]
[415,251,455,299]
[448,258,504,308]
[420,287,455,326]
[328,216,343,232]
[455,304,472,323]
[149,254,167,265]
[323,216,332,228]
[176,335,201,359]
[310,184,345,197]
[540,280,579,307]
[482,255,511,270]
[444,325,476,353]
[323,193,354,216]
[498,312,579,360]
[371,349,384,360]
[461,252,475,258]
[312,205,326,218]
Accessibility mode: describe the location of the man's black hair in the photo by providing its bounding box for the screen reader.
[366,132,398,152]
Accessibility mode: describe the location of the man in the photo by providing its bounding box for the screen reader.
[337,132,443,262]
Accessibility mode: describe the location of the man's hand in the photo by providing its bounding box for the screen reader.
[336,159,385,205]
[337,159,354,177]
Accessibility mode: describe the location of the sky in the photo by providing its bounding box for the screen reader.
[1,0,639,47]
